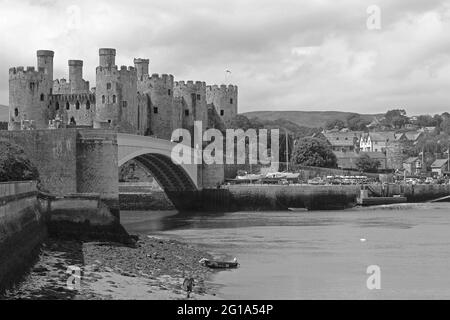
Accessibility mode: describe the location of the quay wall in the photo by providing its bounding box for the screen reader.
[198,184,450,211]
[118,184,450,212]
[0,181,45,292]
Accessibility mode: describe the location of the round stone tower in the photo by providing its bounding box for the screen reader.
[147,74,174,140]
[9,50,54,129]
[99,48,116,68]
[206,84,238,126]
[95,49,137,132]
[174,81,207,133]
[134,58,149,81]
[37,50,54,84]
[69,60,85,93]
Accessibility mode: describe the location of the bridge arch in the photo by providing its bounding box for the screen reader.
[117,133,200,192]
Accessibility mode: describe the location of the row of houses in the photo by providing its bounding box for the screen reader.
[315,129,425,154]
[314,128,449,176]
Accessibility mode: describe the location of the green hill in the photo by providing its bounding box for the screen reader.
[242,110,381,129]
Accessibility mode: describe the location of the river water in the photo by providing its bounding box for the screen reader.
[121,203,450,300]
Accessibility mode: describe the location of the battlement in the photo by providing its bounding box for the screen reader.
[120,65,136,72]
[174,80,206,91]
[150,73,174,84]
[69,60,83,67]
[37,50,54,57]
[99,48,116,56]
[9,66,45,80]
[134,58,149,64]
[206,84,238,93]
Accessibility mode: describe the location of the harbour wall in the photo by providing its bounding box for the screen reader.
[0,181,45,292]
[132,184,450,212]
[213,184,450,211]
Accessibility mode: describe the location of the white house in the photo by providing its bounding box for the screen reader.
[360,132,397,153]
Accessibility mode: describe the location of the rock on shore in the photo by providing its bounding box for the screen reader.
[1,236,220,300]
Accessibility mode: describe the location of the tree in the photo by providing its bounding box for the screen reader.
[440,118,450,135]
[325,119,345,131]
[384,109,409,129]
[355,154,381,173]
[229,115,264,131]
[291,137,337,168]
[416,115,434,127]
[346,113,370,131]
[0,139,39,182]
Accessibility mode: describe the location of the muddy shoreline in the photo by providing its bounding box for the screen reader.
[0,235,222,300]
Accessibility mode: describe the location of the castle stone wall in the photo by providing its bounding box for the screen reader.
[138,74,175,139]
[206,84,238,126]
[174,81,207,135]
[0,129,79,195]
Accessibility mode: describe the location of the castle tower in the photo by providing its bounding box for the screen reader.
[69,60,85,93]
[37,50,54,84]
[146,74,174,139]
[95,48,138,133]
[134,58,149,81]
[206,84,238,126]
[99,48,116,68]
[9,50,54,130]
[174,81,207,134]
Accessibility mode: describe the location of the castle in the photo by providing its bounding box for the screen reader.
[9,49,238,138]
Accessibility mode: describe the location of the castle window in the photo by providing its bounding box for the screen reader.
[230,98,233,104]
[122,101,127,108]
[29,82,35,91]
[107,120,111,124]
[40,93,45,101]
[107,83,111,90]
[185,109,189,116]
[14,108,18,117]
[196,94,201,101]
[55,102,60,110]
[70,117,76,125]
[113,95,117,103]
[86,100,90,110]
[220,110,224,116]
[102,95,105,104]
[153,107,158,114]
[66,102,70,110]
[168,89,171,96]
[76,101,80,110]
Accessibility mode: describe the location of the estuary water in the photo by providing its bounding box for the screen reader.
[121,203,450,299]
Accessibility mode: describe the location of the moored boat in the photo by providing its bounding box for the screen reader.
[199,258,239,269]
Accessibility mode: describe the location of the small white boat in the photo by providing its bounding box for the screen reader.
[288,207,308,212]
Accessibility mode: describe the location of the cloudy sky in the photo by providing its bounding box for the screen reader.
[1,0,450,115]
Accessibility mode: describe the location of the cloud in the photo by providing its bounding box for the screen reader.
[0,0,449,115]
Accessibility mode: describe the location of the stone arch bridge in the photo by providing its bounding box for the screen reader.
[117,133,201,191]
[0,129,224,213]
